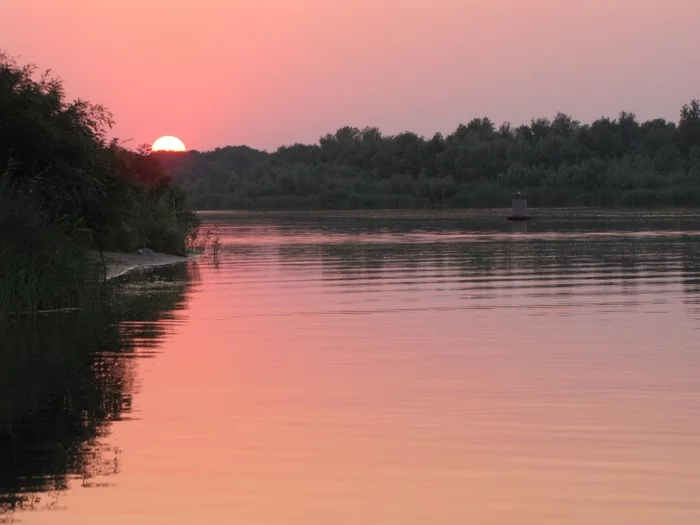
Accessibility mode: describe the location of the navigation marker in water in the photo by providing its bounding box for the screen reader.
[507,192,531,221]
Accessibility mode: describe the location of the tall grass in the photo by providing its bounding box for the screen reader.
[186,226,221,257]
[0,181,102,316]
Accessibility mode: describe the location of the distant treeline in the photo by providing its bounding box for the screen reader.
[0,53,198,314]
[163,100,700,210]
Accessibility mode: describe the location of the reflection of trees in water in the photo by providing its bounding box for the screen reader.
[214,211,700,295]
[225,212,700,315]
[305,238,675,278]
[271,230,698,306]
[0,263,196,519]
[680,238,700,319]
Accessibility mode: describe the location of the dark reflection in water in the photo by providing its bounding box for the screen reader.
[201,208,700,236]
[203,209,700,317]
[681,237,700,320]
[0,263,196,521]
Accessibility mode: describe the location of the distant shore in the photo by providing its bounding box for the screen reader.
[92,251,189,281]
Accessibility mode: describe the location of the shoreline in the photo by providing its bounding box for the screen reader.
[4,252,190,316]
[93,251,189,281]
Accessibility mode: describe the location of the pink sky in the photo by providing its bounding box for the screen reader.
[3,0,699,151]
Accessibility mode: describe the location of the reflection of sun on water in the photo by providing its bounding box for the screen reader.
[152,136,186,152]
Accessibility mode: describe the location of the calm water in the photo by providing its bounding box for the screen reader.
[3,209,700,524]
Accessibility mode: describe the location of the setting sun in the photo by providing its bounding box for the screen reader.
[152,135,186,152]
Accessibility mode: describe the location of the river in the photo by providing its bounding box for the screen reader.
[2,209,700,524]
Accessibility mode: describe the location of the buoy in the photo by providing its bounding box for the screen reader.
[507,192,531,221]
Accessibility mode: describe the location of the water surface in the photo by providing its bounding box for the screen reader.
[3,209,700,524]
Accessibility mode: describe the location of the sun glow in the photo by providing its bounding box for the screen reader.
[152,136,186,152]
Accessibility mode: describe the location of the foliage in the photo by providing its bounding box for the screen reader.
[166,103,700,210]
[0,179,103,315]
[0,53,198,314]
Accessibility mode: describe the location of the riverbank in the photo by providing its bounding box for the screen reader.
[94,251,189,280]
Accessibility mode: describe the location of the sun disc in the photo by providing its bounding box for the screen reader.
[152,135,186,152]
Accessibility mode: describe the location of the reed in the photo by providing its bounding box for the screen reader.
[186,226,221,257]
[0,182,103,317]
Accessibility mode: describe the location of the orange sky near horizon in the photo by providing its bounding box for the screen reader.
[3,0,699,151]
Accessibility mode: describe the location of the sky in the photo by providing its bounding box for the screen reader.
[3,0,699,151]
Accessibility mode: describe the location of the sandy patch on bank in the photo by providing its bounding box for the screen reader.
[91,251,188,280]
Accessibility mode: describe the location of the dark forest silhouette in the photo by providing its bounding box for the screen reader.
[162,100,700,210]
